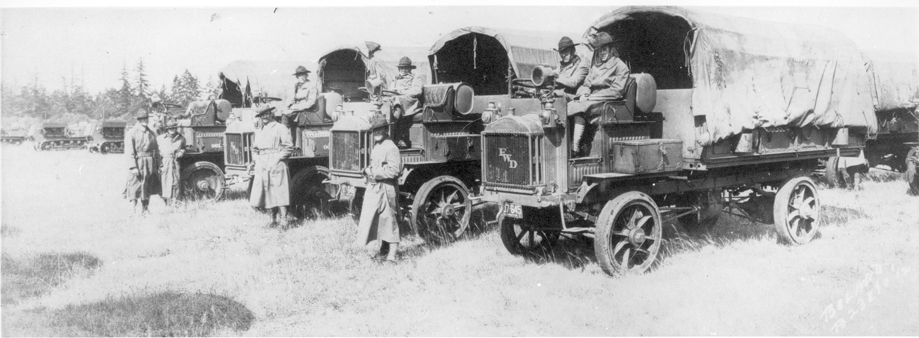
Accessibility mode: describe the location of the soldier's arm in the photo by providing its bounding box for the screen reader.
[372,144,402,180]
[556,60,589,89]
[278,125,294,160]
[403,75,425,98]
[176,137,187,158]
[125,128,137,169]
[604,60,630,98]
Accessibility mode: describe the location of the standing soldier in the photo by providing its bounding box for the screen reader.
[158,119,186,206]
[364,41,389,93]
[249,106,294,228]
[390,56,425,147]
[356,115,403,263]
[124,109,160,214]
[552,36,589,99]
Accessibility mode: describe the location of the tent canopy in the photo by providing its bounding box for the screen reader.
[587,6,878,141]
[317,44,431,102]
[862,50,919,112]
[428,26,584,95]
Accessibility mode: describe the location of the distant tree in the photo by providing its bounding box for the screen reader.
[203,75,222,100]
[169,69,200,108]
[117,63,134,113]
[135,58,150,99]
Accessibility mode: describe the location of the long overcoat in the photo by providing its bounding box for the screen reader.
[391,73,425,116]
[157,132,186,199]
[249,120,294,209]
[555,55,589,95]
[124,122,160,200]
[356,138,403,246]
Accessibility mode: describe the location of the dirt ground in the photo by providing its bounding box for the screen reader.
[1,144,917,336]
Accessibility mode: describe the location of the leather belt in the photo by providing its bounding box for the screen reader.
[255,149,280,155]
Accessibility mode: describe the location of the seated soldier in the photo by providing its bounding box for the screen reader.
[569,31,630,156]
[552,36,589,100]
[389,57,424,148]
[285,65,320,126]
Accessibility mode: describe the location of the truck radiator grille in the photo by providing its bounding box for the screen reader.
[483,133,534,187]
[331,131,362,172]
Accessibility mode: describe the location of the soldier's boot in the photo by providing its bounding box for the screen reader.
[374,242,390,261]
[267,208,279,228]
[140,199,150,215]
[278,206,290,229]
[385,242,399,263]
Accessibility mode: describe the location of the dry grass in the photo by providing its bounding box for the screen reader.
[2,144,918,336]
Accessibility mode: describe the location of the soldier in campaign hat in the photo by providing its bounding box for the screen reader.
[355,114,403,263]
[157,119,186,206]
[364,41,389,93]
[552,36,589,98]
[390,56,425,147]
[283,65,319,124]
[569,31,630,156]
[249,106,295,228]
[124,108,160,214]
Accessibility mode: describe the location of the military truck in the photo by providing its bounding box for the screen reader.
[825,51,919,185]
[478,6,874,275]
[326,28,584,243]
[87,121,127,154]
[32,122,91,151]
[1,127,30,145]
[221,49,428,218]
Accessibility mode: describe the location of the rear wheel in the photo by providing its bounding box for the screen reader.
[906,147,918,195]
[594,192,663,275]
[410,176,472,243]
[773,176,820,245]
[824,156,845,188]
[180,161,226,202]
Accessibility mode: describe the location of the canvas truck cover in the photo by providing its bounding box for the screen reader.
[218,60,312,103]
[863,50,919,113]
[428,26,587,83]
[588,6,878,142]
[316,45,432,94]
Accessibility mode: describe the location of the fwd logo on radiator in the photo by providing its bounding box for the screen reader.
[498,148,518,168]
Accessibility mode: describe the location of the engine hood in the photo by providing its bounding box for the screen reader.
[483,114,544,136]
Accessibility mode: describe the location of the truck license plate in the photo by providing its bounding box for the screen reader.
[503,203,522,218]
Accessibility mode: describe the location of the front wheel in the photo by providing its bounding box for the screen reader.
[289,166,344,219]
[773,176,820,245]
[410,176,472,244]
[499,212,558,256]
[594,191,663,275]
[180,161,226,202]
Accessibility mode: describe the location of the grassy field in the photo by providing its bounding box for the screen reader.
[2,144,917,336]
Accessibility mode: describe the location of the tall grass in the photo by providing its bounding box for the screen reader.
[3,145,918,336]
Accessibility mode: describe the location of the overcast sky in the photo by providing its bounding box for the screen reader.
[2,1,917,95]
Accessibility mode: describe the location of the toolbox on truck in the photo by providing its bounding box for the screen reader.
[611,139,683,174]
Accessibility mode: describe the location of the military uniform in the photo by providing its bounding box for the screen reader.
[554,37,589,95]
[288,81,319,112]
[356,127,403,247]
[124,117,160,201]
[570,32,630,155]
[157,128,186,200]
[249,112,294,209]
[391,72,425,115]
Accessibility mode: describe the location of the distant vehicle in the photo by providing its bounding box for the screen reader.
[32,122,91,151]
[87,121,127,154]
[1,127,30,145]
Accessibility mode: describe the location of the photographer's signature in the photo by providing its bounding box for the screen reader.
[821,264,912,333]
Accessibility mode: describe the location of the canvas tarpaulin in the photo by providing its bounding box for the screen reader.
[316,45,431,93]
[588,6,879,142]
[863,50,919,113]
[428,26,588,82]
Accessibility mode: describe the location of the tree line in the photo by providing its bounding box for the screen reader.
[1,58,221,129]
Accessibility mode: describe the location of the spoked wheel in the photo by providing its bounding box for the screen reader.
[499,211,559,255]
[595,191,663,275]
[773,176,820,245]
[410,176,472,244]
[824,156,845,188]
[907,147,919,195]
[180,161,226,202]
[289,166,344,219]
